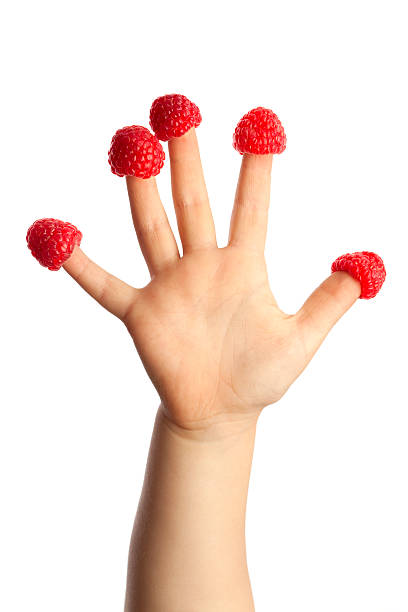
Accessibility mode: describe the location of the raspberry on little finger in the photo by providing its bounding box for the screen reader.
[26,218,82,271]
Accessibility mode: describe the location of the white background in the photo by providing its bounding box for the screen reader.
[1,1,407,610]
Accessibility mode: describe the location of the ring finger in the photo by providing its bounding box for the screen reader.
[126,176,180,277]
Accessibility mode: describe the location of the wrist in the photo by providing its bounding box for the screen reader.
[158,402,261,443]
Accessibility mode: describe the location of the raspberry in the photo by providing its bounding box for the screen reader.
[108,125,165,178]
[150,94,202,141]
[26,218,82,271]
[233,107,286,155]
[331,251,386,299]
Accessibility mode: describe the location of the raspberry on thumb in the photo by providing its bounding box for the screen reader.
[331,251,386,299]
[233,107,287,155]
[108,125,165,178]
[26,218,82,271]
[149,94,202,141]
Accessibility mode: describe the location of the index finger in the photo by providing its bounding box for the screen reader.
[228,154,273,252]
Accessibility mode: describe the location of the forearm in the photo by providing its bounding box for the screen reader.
[124,406,258,612]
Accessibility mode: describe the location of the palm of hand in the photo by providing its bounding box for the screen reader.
[125,246,307,429]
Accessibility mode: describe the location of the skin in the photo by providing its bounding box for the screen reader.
[63,127,361,610]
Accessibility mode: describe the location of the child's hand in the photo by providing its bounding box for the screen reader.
[64,128,360,433]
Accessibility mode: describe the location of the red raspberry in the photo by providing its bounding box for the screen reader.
[26,218,82,271]
[108,126,165,178]
[331,251,386,299]
[233,107,286,155]
[149,94,202,141]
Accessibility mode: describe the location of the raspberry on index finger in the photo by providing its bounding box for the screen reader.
[233,107,287,155]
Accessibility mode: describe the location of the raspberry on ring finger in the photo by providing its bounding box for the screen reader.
[108,125,165,178]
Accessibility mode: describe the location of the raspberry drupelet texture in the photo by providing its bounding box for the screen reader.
[26,218,82,271]
[331,251,386,299]
[233,107,287,155]
[108,126,165,178]
[150,94,202,141]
